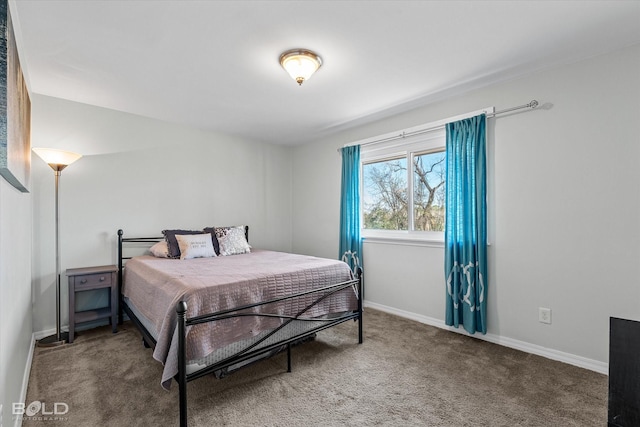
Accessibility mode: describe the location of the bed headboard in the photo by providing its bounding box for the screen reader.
[117,226,250,263]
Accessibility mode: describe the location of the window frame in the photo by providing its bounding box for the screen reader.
[353,106,494,246]
[360,128,446,244]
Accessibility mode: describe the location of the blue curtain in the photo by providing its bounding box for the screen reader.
[339,145,362,271]
[444,114,487,334]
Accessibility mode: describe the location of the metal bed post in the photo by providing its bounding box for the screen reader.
[117,229,124,325]
[177,301,188,427]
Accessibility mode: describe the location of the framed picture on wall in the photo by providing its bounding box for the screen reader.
[0,0,31,193]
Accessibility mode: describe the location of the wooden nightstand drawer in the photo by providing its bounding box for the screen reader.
[74,272,112,290]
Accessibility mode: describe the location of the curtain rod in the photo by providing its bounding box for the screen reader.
[339,99,539,152]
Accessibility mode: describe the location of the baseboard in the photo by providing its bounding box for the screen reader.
[13,333,36,427]
[363,300,609,375]
[34,321,108,341]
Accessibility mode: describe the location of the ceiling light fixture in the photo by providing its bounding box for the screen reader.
[279,49,322,86]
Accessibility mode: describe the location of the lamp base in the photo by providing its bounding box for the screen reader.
[37,331,69,347]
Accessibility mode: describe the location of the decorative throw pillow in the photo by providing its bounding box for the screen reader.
[202,227,221,256]
[162,229,202,258]
[149,241,170,258]
[175,234,216,260]
[215,226,251,256]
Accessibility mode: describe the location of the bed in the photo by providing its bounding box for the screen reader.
[117,227,363,427]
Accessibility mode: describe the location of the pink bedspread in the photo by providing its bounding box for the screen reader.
[123,249,357,388]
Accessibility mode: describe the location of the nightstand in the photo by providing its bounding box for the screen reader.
[67,265,118,343]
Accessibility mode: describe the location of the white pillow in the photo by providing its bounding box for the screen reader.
[216,226,251,256]
[149,241,170,258]
[175,234,216,260]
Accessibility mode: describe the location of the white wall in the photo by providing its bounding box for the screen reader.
[0,178,33,426]
[30,95,293,334]
[292,44,640,368]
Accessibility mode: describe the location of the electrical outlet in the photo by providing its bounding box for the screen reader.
[539,307,552,324]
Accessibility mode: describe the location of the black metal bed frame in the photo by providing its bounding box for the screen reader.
[117,228,363,427]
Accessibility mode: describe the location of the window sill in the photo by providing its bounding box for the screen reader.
[362,235,444,248]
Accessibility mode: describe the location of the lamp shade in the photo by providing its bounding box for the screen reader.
[279,49,322,86]
[33,148,82,172]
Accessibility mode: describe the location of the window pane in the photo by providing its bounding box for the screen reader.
[413,151,446,231]
[363,158,408,230]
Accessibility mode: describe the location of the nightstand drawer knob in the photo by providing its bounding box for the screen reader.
[100,276,105,281]
[81,279,87,284]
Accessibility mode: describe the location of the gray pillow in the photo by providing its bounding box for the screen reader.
[162,229,202,259]
[202,227,221,255]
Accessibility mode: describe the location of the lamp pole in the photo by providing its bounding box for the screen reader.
[33,148,82,347]
[38,166,68,346]
[53,169,62,343]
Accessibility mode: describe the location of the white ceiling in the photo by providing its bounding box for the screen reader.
[11,1,640,146]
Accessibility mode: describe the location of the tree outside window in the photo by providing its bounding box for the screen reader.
[413,151,445,231]
[363,157,408,230]
[363,150,445,232]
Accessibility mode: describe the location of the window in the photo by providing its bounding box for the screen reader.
[363,157,408,230]
[412,150,446,232]
[360,127,446,242]
[354,107,491,243]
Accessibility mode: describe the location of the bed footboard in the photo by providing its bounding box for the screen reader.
[176,271,363,427]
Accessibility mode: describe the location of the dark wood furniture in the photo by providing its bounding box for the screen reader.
[608,317,640,427]
[67,265,118,344]
[117,228,363,427]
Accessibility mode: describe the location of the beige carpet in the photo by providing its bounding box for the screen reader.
[23,309,607,426]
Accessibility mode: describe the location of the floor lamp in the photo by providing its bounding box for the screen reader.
[33,148,82,347]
